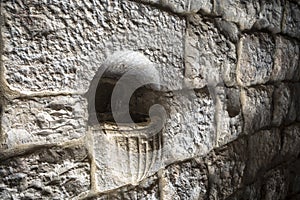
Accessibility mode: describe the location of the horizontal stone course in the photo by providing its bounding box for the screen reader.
[0,145,90,199]
[1,95,87,149]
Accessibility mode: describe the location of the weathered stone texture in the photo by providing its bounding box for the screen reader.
[2,0,185,92]
[241,86,274,135]
[1,95,87,148]
[185,15,237,88]
[237,33,275,87]
[163,89,215,163]
[133,0,212,15]
[282,1,300,39]
[0,145,90,199]
[161,160,208,200]
[0,0,299,199]
[272,36,300,82]
[94,174,159,200]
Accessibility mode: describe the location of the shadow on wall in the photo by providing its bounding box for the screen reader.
[85,50,165,126]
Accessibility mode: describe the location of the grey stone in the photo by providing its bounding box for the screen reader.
[286,83,300,124]
[213,0,260,30]
[237,33,275,87]
[2,0,186,93]
[215,19,239,42]
[162,89,216,164]
[1,0,299,198]
[244,128,281,183]
[241,86,273,135]
[134,0,212,14]
[252,0,283,33]
[282,1,300,39]
[161,160,208,200]
[280,123,300,161]
[271,36,300,82]
[185,15,237,88]
[272,83,291,126]
[0,145,90,199]
[1,95,87,149]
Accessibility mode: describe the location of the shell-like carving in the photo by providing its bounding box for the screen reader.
[92,118,162,187]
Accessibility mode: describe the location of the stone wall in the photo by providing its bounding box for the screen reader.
[0,0,299,199]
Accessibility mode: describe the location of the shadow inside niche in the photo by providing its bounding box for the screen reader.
[85,50,165,127]
[93,77,160,125]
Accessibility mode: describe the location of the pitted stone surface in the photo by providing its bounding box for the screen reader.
[0,0,299,199]
[185,15,237,88]
[241,86,274,135]
[237,33,275,87]
[1,95,87,148]
[2,0,185,92]
[0,145,90,199]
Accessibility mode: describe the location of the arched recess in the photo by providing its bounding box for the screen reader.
[86,50,163,126]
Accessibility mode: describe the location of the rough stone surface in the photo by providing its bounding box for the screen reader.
[185,15,237,88]
[162,160,208,200]
[1,95,87,149]
[241,86,274,135]
[282,1,300,39]
[212,0,260,30]
[237,33,275,87]
[134,0,212,14]
[271,36,300,82]
[0,145,90,199]
[0,0,299,199]
[162,89,215,164]
[2,0,185,92]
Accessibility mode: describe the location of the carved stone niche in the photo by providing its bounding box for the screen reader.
[86,51,166,191]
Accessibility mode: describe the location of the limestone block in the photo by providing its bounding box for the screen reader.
[216,87,243,146]
[0,145,90,199]
[213,0,283,32]
[228,167,289,200]
[241,86,273,135]
[213,0,260,30]
[94,175,159,200]
[271,83,300,126]
[185,15,237,88]
[244,128,281,184]
[286,83,300,124]
[271,36,300,82]
[237,33,275,87]
[2,0,185,93]
[252,0,283,33]
[280,123,300,161]
[92,124,162,192]
[1,95,87,149]
[135,0,212,14]
[272,83,291,126]
[282,1,300,39]
[161,160,208,200]
[119,175,159,200]
[162,89,215,164]
[91,89,215,192]
[195,138,247,199]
